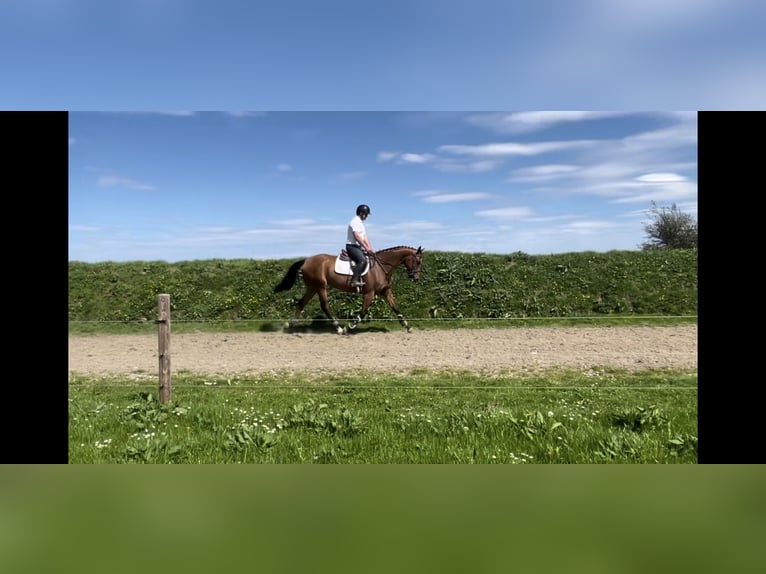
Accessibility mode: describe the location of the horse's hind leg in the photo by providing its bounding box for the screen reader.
[289,288,317,329]
[317,286,344,335]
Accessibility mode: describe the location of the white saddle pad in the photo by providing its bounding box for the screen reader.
[334,252,370,276]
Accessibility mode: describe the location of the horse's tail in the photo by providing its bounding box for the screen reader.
[274,259,306,293]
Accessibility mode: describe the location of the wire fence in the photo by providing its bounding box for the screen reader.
[69,314,697,325]
[69,382,698,391]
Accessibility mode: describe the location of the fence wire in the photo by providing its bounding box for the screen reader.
[69,314,697,325]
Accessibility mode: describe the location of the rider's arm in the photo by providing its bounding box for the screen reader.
[353,231,374,253]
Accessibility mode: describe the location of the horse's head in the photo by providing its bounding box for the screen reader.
[404,246,423,281]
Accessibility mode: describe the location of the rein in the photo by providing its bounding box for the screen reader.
[368,248,415,280]
[368,252,391,276]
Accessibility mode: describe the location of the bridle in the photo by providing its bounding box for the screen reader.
[407,255,422,280]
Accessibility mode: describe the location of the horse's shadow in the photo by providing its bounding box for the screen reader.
[281,316,391,335]
[342,325,390,335]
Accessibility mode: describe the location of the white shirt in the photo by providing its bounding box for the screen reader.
[347,215,366,245]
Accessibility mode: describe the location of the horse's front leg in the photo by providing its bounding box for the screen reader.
[317,286,344,335]
[383,288,412,332]
[345,291,375,333]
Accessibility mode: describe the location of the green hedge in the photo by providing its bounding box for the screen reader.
[68,249,697,325]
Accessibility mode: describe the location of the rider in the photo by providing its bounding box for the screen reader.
[346,204,375,288]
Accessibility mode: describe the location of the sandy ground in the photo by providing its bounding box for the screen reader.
[68,325,697,376]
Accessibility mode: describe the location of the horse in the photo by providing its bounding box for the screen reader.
[274,245,423,334]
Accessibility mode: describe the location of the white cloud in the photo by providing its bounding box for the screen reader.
[97,175,155,191]
[492,116,698,206]
[421,192,493,203]
[475,207,534,219]
[438,159,502,173]
[377,151,399,162]
[635,173,687,183]
[609,173,697,203]
[269,218,318,226]
[561,220,618,233]
[465,111,628,134]
[440,140,595,157]
[526,214,580,223]
[275,163,292,173]
[380,151,502,173]
[622,122,697,152]
[610,185,697,204]
[400,152,437,164]
[509,164,580,182]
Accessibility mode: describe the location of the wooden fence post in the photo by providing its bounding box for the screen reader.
[157,294,172,404]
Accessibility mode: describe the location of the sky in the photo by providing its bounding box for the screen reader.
[3,0,763,110]
[68,111,697,262]
[4,1,757,262]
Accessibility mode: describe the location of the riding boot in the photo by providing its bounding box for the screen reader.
[350,261,363,288]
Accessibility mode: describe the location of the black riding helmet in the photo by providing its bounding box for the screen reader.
[356,204,371,216]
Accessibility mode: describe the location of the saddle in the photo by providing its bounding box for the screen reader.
[334,249,371,276]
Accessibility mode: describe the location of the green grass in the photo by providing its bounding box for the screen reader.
[69,368,698,463]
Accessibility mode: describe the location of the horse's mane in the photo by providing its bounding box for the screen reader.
[378,245,417,254]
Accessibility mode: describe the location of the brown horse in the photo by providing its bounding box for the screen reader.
[274,245,423,334]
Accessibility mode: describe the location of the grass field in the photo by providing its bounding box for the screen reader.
[69,367,698,463]
[69,249,698,464]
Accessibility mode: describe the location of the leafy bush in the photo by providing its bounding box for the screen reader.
[642,202,698,250]
[69,249,697,327]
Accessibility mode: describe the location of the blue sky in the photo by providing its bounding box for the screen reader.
[3,0,764,110]
[4,1,757,261]
[68,111,696,262]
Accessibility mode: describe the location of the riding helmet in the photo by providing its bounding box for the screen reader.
[356,204,371,216]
